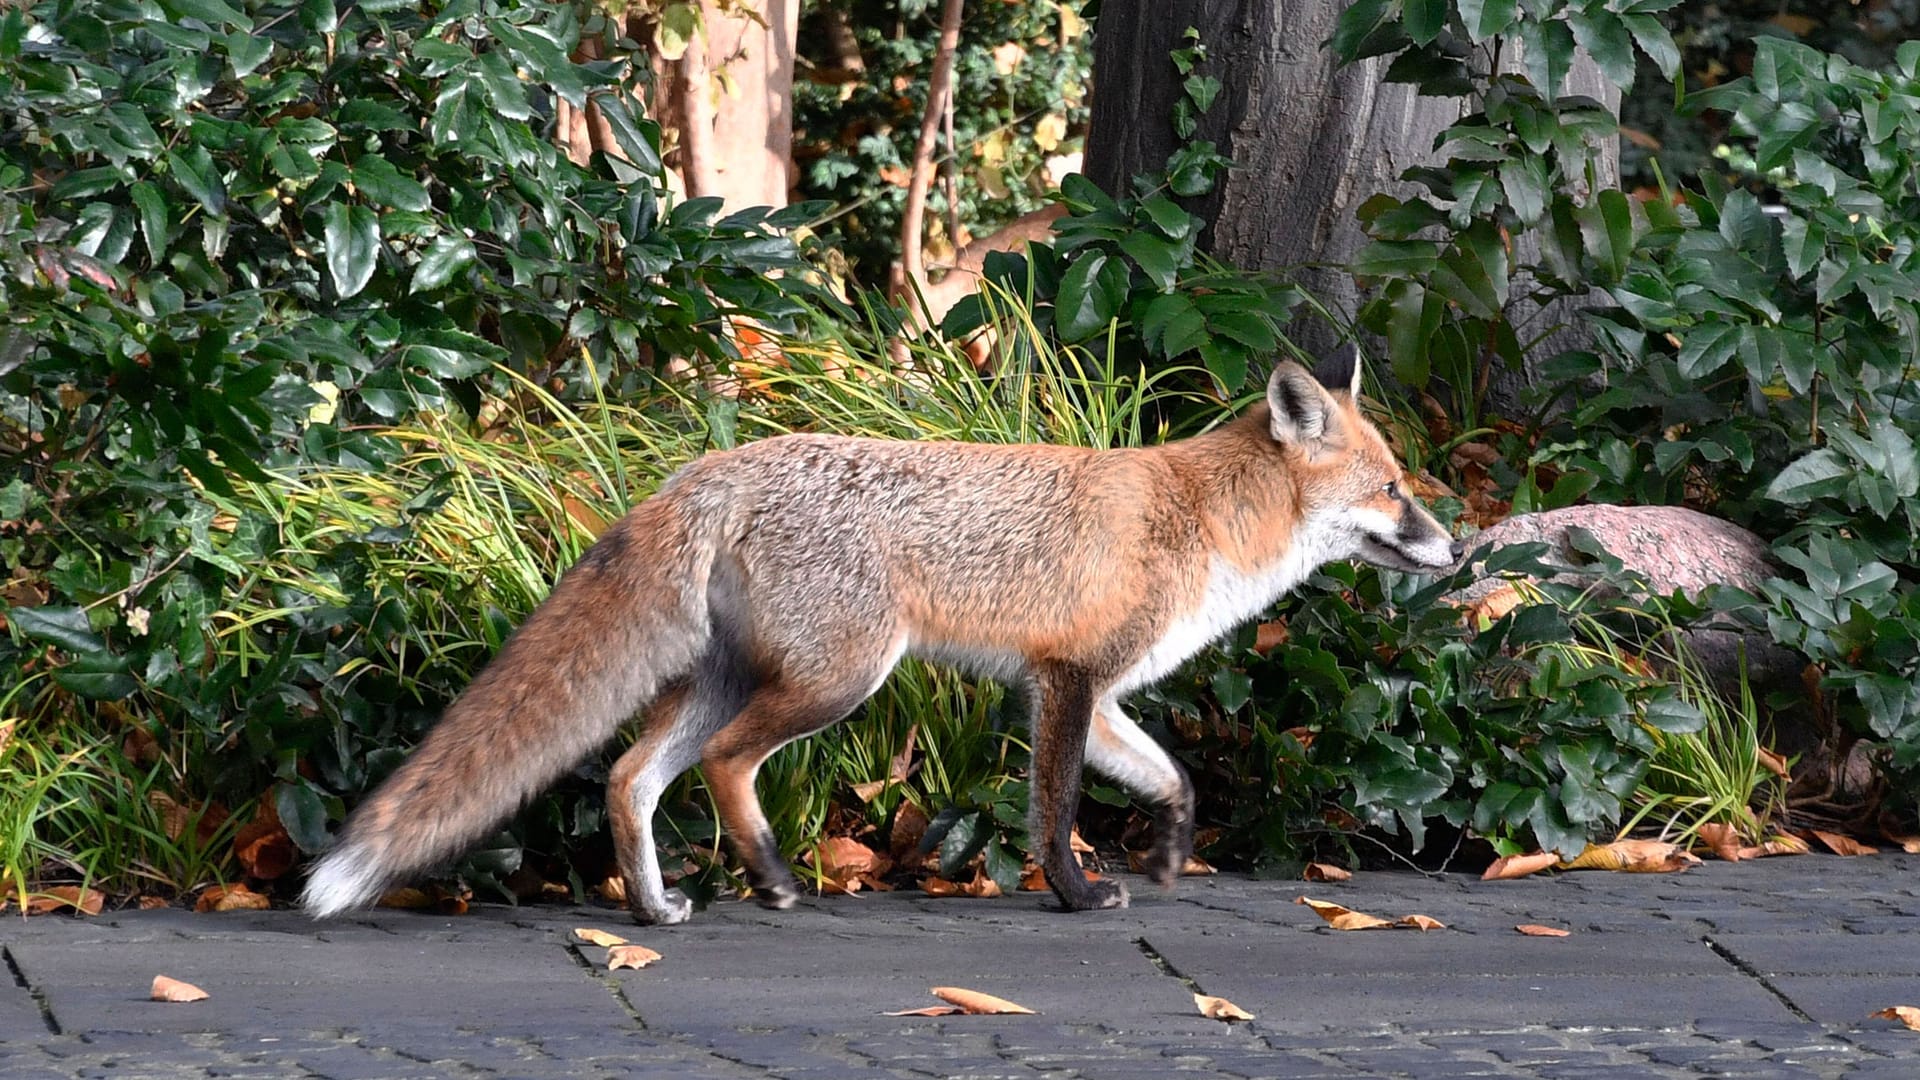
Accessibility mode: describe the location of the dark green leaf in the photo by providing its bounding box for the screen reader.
[1766,449,1850,504]
[323,202,381,299]
[278,783,333,853]
[1119,232,1179,292]
[1458,0,1519,41]
[410,234,476,294]
[1568,11,1636,90]
[1404,0,1446,45]
[9,606,104,654]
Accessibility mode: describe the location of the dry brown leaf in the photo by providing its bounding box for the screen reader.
[233,798,295,881]
[931,986,1036,1015]
[574,928,629,948]
[148,791,193,842]
[1252,620,1290,654]
[1563,839,1701,873]
[1808,829,1878,857]
[377,887,434,910]
[920,875,962,898]
[597,875,627,904]
[811,836,890,895]
[1482,851,1559,881]
[24,886,106,916]
[1396,914,1447,931]
[0,718,14,756]
[195,883,270,912]
[889,725,918,785]
[1516,924,1571,937]
[1756,747,1791,781]
[1697,823,1746,862]
[1295,896,1393,931]
[889,801,931,864]
[1871,1005,1920,1031]
[607,944,662,971]
[883,1005,964,1017]
[137,895,170,910]
[1284,726,1317,751]
[1303,862,1351,883]
[1019,864,1049,892]
[150,975,208,1003]
[1069,827,1094,854]
[962,864,1003,898]
[1881,829,1920,855]
[1194,993,1255,1022]
[849,779,890,803]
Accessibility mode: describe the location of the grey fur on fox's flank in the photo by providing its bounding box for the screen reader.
[302,347,1463,924]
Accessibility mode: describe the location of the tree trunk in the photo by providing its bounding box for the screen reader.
[559,3,798,211]
[1086,2,1618,407]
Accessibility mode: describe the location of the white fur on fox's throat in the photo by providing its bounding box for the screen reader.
[302,348,1462,924]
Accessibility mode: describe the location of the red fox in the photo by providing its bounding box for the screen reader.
[302,348,1461,924]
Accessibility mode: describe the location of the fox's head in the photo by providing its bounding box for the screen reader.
[1264,347,1463,574]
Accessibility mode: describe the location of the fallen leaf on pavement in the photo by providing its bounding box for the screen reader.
[574,928,628,948]
[1563,839,1701,873]
[1871,1006,1920,1031]
[1303,862,1351,883]
[1738,833,1811,859]
[921,875,962,897]
[931,987,1036,1015]
[884,1005,964,1016]
[810,836,891,895]
[195,883,271,912]
[377,887,433,910]
[1019,864,1049,892]
[24,886,106,916]
[1807,829,1878,857]
[1482,852,1558,881]
[137,895,170,910]
[1296,896,1392,930]
[233,796,296,880]
[607,944,662,971]
[1195,993,1254,1021]
[1516,924,1571,937]
[1396,914,1447,931]
[1696,823,1747,862]
[962,864,1003,898]
[150,975,208,1003]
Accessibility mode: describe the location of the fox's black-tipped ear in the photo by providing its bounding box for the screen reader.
[1267,361,1343,446]
[1312,343,1364,398]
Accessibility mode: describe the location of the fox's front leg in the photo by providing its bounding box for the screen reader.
[1028,663,1130,911]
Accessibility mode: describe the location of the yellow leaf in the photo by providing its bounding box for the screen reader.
[1562,839,1701,873]
[1516,924,1571,937]
[1194,993,1255,1022]
[150,975,209,1003]
[574,928,628,948]
[1033,114,1068,153]
[1295,896,1393,931]
[931,987,1036,1015]
[991,41,1027,76]
[1303,862,1351,882]
[1871,1005,1920,1031]
[607,944,662,971]
[1482,851,1558,880]
[652,3,701,63]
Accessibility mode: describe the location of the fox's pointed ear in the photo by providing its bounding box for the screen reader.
[1311,342,1364,398]
[1267,362,1343,446]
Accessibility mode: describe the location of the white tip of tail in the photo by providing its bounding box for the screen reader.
[300,844,388,918]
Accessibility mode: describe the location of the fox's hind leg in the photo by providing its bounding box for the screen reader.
[609,652,753,925]
[1085,704,1195,888]
[701,645,902,910]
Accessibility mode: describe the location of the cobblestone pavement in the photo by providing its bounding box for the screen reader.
[6,855,1920,1077]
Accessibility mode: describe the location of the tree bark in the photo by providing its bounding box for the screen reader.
[1086,2,1618,406]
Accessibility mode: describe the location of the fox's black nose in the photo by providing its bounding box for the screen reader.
[1450,539,1467,561]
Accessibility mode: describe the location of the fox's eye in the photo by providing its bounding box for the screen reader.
[1382,480,1398,498]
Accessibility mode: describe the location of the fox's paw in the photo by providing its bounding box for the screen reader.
[1062,875,1130,912]
[1144,826,1194,889]
[633,887,694,926]
[754,878,801,911]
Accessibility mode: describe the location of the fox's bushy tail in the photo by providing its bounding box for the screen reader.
[301,489,723,917]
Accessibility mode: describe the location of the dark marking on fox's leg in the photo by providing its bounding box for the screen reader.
[1030,664,1129,912]
[738,826,801,910]
[1145,765,1197,888]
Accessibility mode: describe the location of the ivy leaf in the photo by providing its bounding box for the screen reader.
[1457,0,1518,42]
[226,30,273,77]
[410,234,477,294]
[323,202,381,299]
[352,155,430,213]
[1766,449,1851,504]
[9,606,104,654]
[1620,13,1679,81]
[1054,253,1126,343]
[1568,10,1636,90]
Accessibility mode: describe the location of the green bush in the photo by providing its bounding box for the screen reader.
[0,0,820,891]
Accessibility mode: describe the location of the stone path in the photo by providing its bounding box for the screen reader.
[6,855,1920,1077]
